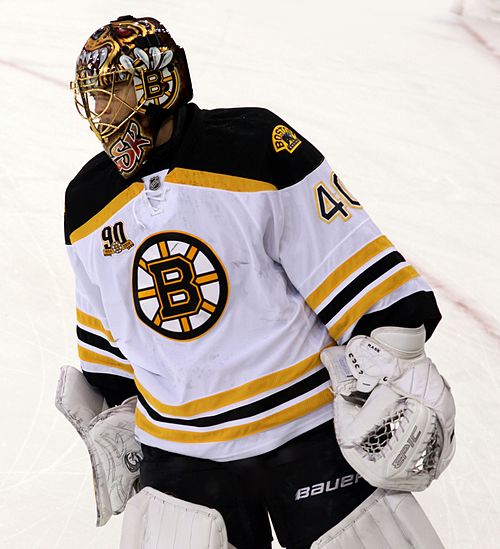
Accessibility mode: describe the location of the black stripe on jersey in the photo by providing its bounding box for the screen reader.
[77,326,127,360]
[138,367,330,427]
[318,251,406,326]
[82,371,138,407]
[351,290,442,341]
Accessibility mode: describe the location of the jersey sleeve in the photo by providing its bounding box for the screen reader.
[266,121,441,344]
[66,243,137,406]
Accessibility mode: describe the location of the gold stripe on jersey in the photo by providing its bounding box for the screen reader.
[78,345,134,374]
[70,182,144,244]
[306,236,393,310]
[136,388,333,443]
[76,308,115,342]
[165,168,277,192]
[328,265,419,341]
[135,351,324,418]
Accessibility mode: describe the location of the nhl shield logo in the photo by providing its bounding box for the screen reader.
[132,231,229,340]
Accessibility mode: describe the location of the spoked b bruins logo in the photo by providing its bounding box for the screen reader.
[132,232,229,340]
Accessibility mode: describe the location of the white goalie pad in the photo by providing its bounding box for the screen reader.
[311,488,445,548]
[120,487,231,549]
[321,326,456,491]
[55,365,142,526]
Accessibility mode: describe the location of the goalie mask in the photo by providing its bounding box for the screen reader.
[71,15,193,178]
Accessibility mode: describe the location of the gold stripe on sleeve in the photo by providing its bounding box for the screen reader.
[136,388,333,443]
[135,351,326,417]
[76,308,115,342]
[70,182,143,244]
[165,168,277,192]
[306,236,393,310]
[78,345,134,375]
[328,265,419,341]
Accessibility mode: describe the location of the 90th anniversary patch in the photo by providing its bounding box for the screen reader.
[132,231,229,340]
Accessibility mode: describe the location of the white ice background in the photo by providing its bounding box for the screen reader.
[0,0,499,547]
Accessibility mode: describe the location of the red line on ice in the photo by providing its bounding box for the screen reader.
[459,19,500,62]
[418,266,500,347]
[0,58,66,88]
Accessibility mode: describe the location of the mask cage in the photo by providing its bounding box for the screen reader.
[71,68,139,142]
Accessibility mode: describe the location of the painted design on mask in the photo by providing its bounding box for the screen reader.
[108,120,152,177]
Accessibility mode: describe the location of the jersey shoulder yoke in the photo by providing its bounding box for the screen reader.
[64,151,133,245]
[176,106,324,191]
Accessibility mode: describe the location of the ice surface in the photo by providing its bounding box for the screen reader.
[0,0,498,547]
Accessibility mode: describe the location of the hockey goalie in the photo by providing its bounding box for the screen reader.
[56,14,456,549]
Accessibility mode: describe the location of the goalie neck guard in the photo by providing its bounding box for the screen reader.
[71,15,193,178]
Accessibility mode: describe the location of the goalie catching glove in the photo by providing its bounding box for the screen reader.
[55,365,143,526]
[321,325,455,491]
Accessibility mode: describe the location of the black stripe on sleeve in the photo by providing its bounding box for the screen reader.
[82,371,138,407]
[77,326,128,360]
[350,290,442,341]
[138,367,330,428]
[318,251,406,325]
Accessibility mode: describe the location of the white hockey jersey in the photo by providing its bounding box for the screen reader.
[64,104,441,461]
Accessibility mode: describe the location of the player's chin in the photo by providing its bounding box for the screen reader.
[96,118,126,137]
[99,115,121,126]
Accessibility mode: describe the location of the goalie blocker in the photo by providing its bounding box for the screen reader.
[55,365,143,526]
